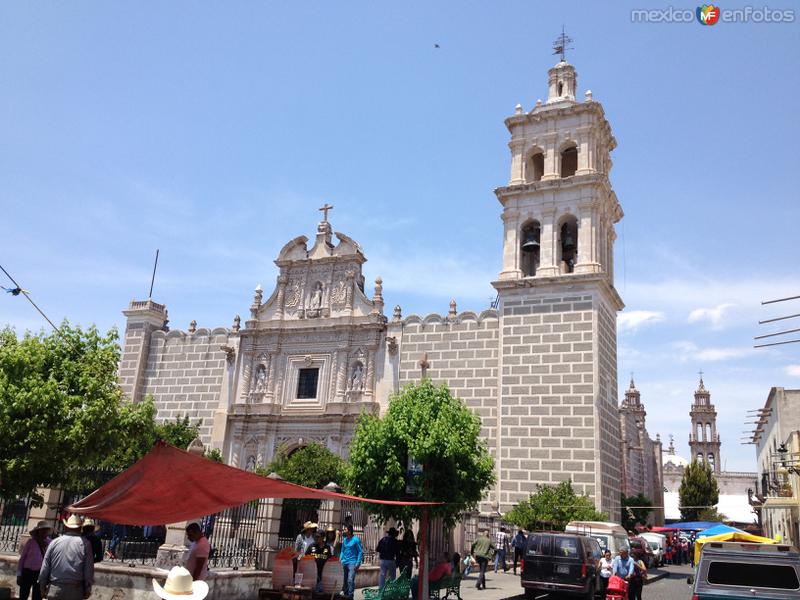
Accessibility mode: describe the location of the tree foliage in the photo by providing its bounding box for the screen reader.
[345,380,495,528]
[621,493,653,531]
[0,324,202,499]
[679,460,720,521]
[505,480,607,531]
[262,442,345,488]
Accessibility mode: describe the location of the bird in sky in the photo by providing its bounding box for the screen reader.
[2,286,29,296]
[434,43,440,48]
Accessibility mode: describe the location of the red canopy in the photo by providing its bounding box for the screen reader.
[69,442,437,525]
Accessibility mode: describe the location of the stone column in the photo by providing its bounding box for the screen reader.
[576,127,592,175]
[541,133,559,180]
[498,209,522,280]
[509,138,526,184]
[254,495,284,570]
[575,203,600,274]
[537,208,559,276]
[275,275,288,319]
[335,349,348,399]
[19,487,63,553]
[364,351,375,397]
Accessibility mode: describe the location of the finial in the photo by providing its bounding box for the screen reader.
[449,298,457,317]
[697,370,706,391]
[629,372,635,390]
[232,314,241,332]
[318,203,334,222]
[374,276,383,299]
[515,103,522,115]
[552,26,573,62]
[392,305,402,323]
[189,319,197,333]
[535,99,542,107]
[585,89,593,102]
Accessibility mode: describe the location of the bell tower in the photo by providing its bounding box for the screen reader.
[689,375,721,472]
[491,35,625,517]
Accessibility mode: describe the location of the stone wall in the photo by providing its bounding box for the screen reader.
[596,300,622,518]
[138,328,232,443]
[397,310,500,452]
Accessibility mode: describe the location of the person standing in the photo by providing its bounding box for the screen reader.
[470,529,495,590]
[376,527,399,588]
[598,550,613,600]
[81,520,103,564]
[493,527,509,573]
[628,550,648,600]
[305,531,333,593]
[18,521,51,600]
[38,515,94,600]
[511,529,526,575]
[339,525,363,600]
[396,529,418,578]
[184,523,210,582]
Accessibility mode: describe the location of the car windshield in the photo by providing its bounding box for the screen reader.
[647,542,659,550]
[591,534,611,551]
[554,536,579,558]
[707,561,799,590]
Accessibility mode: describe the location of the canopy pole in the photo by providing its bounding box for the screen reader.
[418,508,429,600]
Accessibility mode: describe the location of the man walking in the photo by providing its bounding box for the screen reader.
[470,529,495,590]
[493,527,509,573]
[375,527,399,588]
[611,548,635,581]
[339,525,363,600]
[38,515,94,600]
[511,529,526,575]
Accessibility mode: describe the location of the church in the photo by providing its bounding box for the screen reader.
[118,56,650,520]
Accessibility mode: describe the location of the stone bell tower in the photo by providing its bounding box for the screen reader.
[689,376,721,472]
[491,38,624,516]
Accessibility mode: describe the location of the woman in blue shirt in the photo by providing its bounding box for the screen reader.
[339,525,363,599]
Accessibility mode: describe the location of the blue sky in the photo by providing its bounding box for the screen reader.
[1,1,798,471]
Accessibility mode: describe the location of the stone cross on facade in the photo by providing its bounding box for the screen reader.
[319,203,334,222]
[418,352,430,380]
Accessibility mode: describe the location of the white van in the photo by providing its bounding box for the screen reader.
[640,532,666,566]
[565,521,630,556]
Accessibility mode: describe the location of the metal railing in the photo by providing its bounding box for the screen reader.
[0,498,33,553]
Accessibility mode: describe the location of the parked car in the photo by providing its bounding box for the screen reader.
[565,521,630,556]
[640,532,666,567]
[688,540,799,599]
[521,531,602,600]
[628,536,656,569]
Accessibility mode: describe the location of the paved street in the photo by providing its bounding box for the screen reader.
[376,564,695,600]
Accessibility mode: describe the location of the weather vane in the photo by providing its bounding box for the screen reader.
[552,26,573,62]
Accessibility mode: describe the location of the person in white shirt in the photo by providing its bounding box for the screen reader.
[598,550,613,599]
[185,523,210,581]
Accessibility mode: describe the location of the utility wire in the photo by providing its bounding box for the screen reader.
[0,263,61,332]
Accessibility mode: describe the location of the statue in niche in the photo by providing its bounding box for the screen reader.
[245,455,257,471]
[350,362,364,391]
[307,282,324,317]
[254,364,267,391]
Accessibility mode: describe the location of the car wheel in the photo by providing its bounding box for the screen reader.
[524,588,537,600]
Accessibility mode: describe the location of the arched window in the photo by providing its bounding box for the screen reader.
[558,216,578,274]
[560,144,578,177]
[520,221,541,277]
[557,82,563,97]
[697,452,704,463]
[696,423,703,441]
[527,151,544,182]
[705,423,712,441]
[708,453,715,469]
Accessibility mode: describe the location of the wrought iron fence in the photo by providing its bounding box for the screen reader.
[0,497,33,553]
[204,500,266,569]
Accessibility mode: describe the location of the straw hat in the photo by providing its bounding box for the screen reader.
[29,521,51,535]
[302,521,318,531]
[82,518,97,528]
[63,515,83,529]
[153,566,209,600]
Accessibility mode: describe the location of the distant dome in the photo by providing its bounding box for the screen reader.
[663,453,689,468]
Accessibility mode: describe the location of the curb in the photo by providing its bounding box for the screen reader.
[644,571,669,585]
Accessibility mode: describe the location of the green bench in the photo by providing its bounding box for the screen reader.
[428,574,462,600]
[363,571,411,600]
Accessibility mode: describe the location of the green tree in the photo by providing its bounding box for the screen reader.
[262,442,345,488]
[679,460,719,521]
[505,480,607,531]
[345,380,495,528]
[0,324,127,498]
[621,493,653,531]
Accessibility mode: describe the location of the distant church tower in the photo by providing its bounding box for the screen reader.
[491,39,624,515]
[689,376,721,472]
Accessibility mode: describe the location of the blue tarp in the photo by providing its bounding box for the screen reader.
[697,524,743,538]
[663,521,720,530]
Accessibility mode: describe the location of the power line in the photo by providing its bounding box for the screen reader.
[762,294,800,305]
[0,263,61,332]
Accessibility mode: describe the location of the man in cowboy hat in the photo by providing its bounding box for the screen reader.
[293,521,317,576]
[152,566,208,600]
[39,515,94,599]
[18,520,51,600]
[81,520,103,564]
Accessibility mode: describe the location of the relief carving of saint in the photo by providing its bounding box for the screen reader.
[254,364,267,391]
[309,282,323,309]
[350,362,364,391]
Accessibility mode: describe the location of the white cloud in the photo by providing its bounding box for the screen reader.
[618,310,665,332]
[785,365,800,377]
[687,303,736,329]
[671,341,756,363]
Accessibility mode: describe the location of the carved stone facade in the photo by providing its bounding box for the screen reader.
[117,58,659,517]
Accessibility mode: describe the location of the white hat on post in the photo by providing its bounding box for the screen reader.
[153,566,209,600]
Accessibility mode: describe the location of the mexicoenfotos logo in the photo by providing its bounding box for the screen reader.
[697,4,721,25]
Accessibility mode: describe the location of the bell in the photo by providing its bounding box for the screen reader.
[521,230,540,252]
[561,227,576,251]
